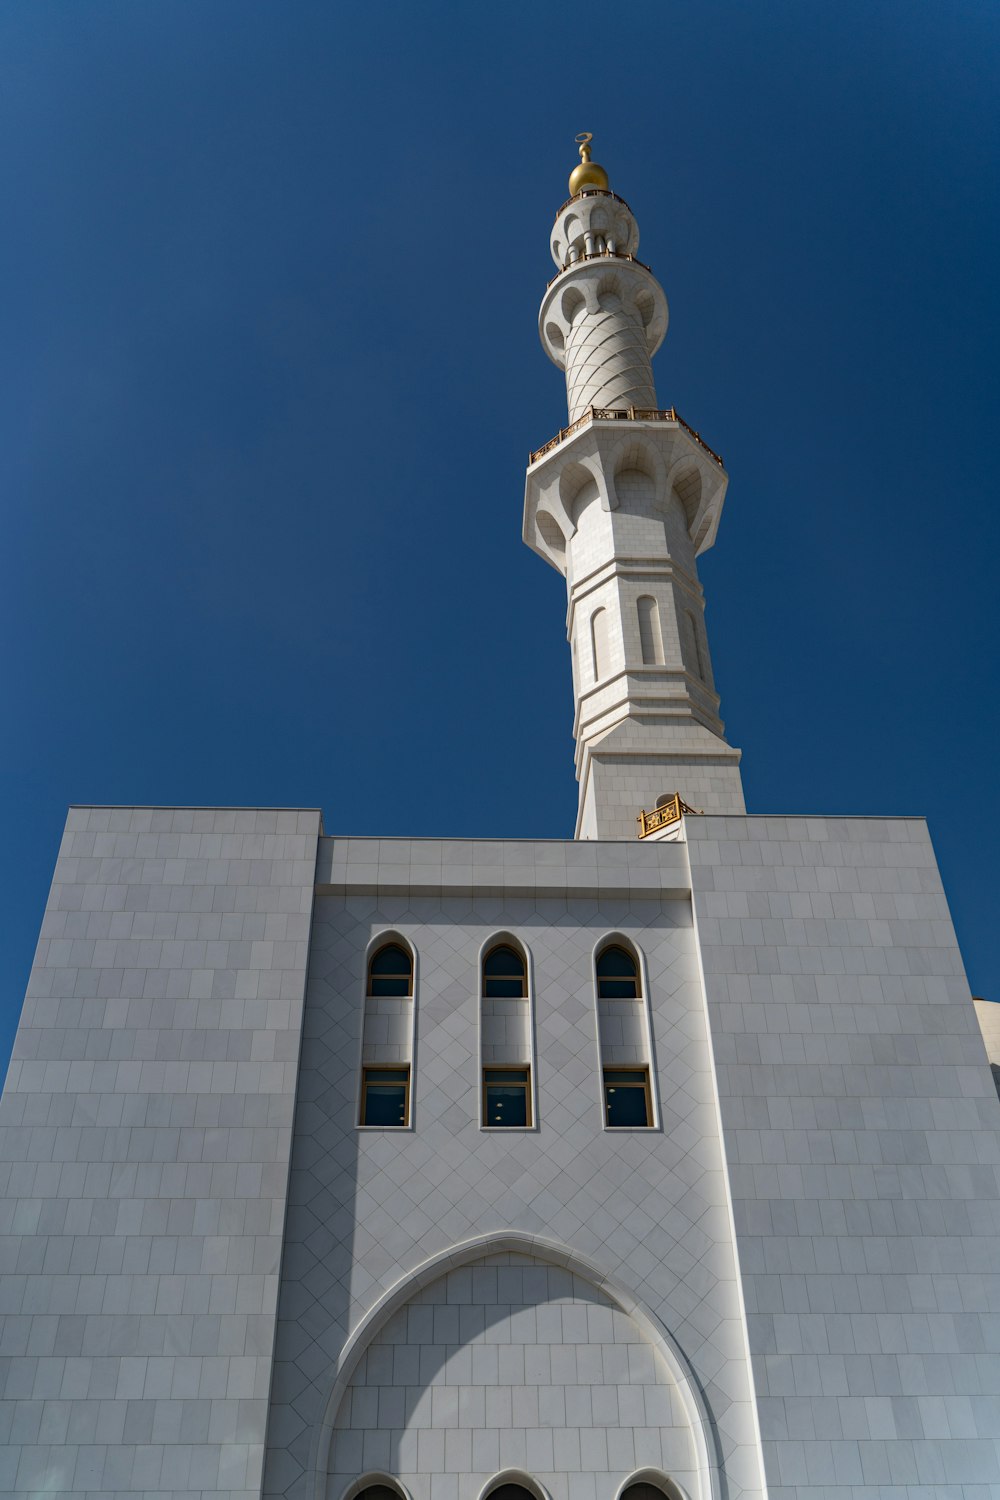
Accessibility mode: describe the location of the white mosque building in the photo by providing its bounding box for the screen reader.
[1,137,998,1500]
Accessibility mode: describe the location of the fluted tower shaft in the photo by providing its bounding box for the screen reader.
[540,188,666,420]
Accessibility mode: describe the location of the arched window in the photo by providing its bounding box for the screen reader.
[596,944,640,999]
[596,943,654,1130]
[360,938,415,1128]
[354,1486,405,1500]
[685,609,706,682]
[480,941,534,1128]
[367,942,413,997]
[482,944,527,998]
[482,1479,543,1500]
[621,1481,683,1500]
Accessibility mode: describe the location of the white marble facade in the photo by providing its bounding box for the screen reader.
[1,812,998,1500]
[2,140,998,1500]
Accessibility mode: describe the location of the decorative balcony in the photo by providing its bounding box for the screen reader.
[636,794,701,840]
[528,407,724,469]
[552,186,633,221]
[546,247,653,289]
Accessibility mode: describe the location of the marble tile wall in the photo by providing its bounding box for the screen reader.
[688,814,1000,1498]
[0,806,321,1500]
[262,837,764,1500]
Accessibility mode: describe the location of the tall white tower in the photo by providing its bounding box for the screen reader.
[524,135,745,838]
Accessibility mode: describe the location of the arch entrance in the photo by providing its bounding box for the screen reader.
[321,1235,717,1500]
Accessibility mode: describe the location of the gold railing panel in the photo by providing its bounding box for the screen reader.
[636,795,702,839]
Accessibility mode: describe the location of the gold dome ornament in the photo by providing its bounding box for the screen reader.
[568,132,609,195]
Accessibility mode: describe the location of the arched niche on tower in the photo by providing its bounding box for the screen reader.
[534,508,567,566]
[602,438,665,519]
[664,450,728,557]
[608,435,665,518]
[558,458,605,526]
[311,1232,723,1500]
[549,194,640,269]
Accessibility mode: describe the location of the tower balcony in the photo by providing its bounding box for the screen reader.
[528,406,724,470]
[523,407,729,572]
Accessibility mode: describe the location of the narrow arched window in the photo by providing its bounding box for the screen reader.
[480,941,534,1128]
[591,606,610,681]
[596,942,653,1129]
[685,609,706,681]
[637,595,664,665]
[367,942,413,997]
[482,944,527,998]
[596,944,640,999]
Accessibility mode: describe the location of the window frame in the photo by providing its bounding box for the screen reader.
[596,943,641,999]
[592,935,660,1131]
[481,1065,533,1130]
[341,1475,411,1500]
[602,1065,653,1130]
[481,942,528,998]
[366,940,414,998]
[359,1064,411,1129]
[478,1472,548,1500]
[477,933,538,1131]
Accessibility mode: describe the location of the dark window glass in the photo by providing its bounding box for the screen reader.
[487,1488,536,1500]
[604,1068,651,1128]
[357,1489,403,1500]
[484,1068,530,1127]
[483,944,527,998]
[621,1485,673,1500]
[361,1067,410,1127]
[596,944,639,999]
[368,943,413,997]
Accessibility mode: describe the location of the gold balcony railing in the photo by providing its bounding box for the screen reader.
[528,407,724,469]
[636,794,701,839]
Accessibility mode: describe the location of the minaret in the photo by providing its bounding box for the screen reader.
[524,134,745,839]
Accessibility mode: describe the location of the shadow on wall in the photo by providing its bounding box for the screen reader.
[323,1248,705,1500]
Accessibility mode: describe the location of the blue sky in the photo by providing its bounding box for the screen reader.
[1,1,998,1065]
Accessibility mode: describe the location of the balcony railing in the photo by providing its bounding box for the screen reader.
[528,407,724,469]
[552,187,633,221]
[636,794,701,840]
[546,248,652,288]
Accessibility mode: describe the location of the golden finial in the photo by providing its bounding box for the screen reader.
[569,131,609,196]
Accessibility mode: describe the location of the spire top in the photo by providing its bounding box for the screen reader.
[569,131,609,195]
